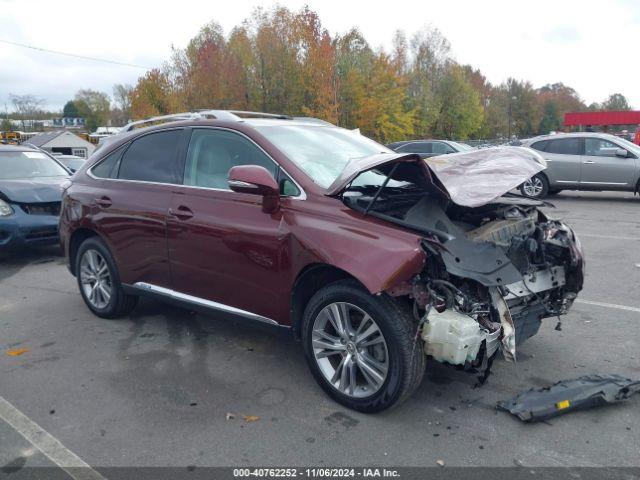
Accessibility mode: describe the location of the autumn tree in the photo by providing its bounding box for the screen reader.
[296,8,339,123]
[130,69,178,118]
[406,28,450,138]
[335,29,374,129]
[536,83,585,134]
[358,52,415,143]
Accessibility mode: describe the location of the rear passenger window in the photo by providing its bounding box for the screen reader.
[91,146,125,178]
[431,142,455,154]
[399,142,431,154]
[118,130,182,183]
[184,129,277,190]
[545,138,582,155]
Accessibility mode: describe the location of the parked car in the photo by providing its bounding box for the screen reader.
[52,154,86,173]
[0,144,70,251]
[59,110,584,412]
[634,128,640,146]
[518,132,640,198]
[386,139,473,158]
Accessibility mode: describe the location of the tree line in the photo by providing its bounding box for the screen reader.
[127,6,632,142]
[4,6,633,141]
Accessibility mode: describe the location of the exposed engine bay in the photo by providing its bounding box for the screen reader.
[340,154,585,382]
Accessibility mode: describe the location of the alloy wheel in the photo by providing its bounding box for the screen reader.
[79,249,112,309]
[523,177,544,197]
[311,302,389,398]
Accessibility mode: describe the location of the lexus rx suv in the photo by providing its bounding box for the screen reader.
[60,110,584,412]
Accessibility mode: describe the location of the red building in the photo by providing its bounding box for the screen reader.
[564,110,640,129]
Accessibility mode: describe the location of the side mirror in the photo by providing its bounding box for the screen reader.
[228,165,280,213]
[615,148,629,158]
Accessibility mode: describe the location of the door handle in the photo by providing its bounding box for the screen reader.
[94,196,112,208]
[168,205,194,220]
[582,160,595,164]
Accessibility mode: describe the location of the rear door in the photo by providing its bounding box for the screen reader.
[580,137,638,189]
[90,128,184,288]
[166,128,297,324]
[534,137,582,185]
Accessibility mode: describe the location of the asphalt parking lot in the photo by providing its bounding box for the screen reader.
[1,191,639,474]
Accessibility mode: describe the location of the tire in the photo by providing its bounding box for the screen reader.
[301,280,426,413]
[75,237,138,318]
[520,173,549,199]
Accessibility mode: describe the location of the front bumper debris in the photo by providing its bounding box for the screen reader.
[497,374,640,422]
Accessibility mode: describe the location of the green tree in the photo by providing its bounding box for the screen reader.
[74,90,110,132]
[62,100,79,118]
[432,65,483,139]
[602,93,631,111]
[538,101,560,134]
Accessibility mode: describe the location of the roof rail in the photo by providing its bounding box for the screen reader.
[121,109,333,132]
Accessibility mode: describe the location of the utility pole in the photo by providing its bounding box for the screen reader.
[507,95,517,140]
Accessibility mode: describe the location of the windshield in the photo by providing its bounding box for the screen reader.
[613,136,640,153]
[0,151,69,179]
[254,125,391,188]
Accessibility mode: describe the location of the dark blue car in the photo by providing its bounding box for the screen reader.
[0,144,70,251]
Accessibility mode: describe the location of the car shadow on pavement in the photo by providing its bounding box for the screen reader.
[0,246,63,282]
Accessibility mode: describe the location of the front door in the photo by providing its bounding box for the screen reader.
[167,128,294,324]
[580,137,637,189]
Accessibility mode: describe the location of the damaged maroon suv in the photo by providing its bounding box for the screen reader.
[60,110,584,412]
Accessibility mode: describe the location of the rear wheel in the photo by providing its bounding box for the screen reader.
[76,237,138,318]
[301,280,425,413]
[520,173,549,199]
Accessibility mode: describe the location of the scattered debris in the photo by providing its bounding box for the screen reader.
[497,374,640,422]
[243,415,260,423]
[226,413,236,420]
[6,348,29,357]
[189,402,198,407]
[49,409,55,415]
[436,459,445,467]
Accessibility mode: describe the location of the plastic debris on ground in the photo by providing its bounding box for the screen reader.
[497,374,640,422]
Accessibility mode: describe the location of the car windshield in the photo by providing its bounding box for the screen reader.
[60,158,86,170]
[612,136,640,154]
[0,151,69,179]
[253,125,391,188]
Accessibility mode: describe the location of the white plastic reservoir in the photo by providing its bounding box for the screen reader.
[421,308,484,365]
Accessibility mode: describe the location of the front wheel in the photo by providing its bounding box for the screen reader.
[76,237,138,318]
[301,280,425,413]
[520,173,549,199]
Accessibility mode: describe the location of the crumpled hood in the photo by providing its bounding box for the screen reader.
[425,147,546,207]
[324,153,423,196]
[325,146,546,208]
[0,177,67,203]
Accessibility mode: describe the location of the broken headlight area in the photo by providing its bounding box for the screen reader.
[375,194,584,381]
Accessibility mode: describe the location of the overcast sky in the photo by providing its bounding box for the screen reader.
[1,0,639,112]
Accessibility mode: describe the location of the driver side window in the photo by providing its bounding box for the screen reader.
[184,129,277,190]
[585,138,623,157]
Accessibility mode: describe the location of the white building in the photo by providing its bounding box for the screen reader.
[26,130,96,158]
